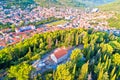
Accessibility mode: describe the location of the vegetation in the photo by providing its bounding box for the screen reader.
[107,13,120,29]
[35,0,86,8]
[1,0,35,9]
[47,20,68,26]
[0,28,120,79]
[8,63,33,80]
[99,0,120,12]
[35,0,114,8]
[99,0,120,29]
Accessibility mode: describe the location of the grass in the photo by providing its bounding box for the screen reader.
[47,20,68,26]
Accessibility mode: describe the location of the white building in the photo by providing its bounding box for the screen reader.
[50,47,68,63]
[91,8,99,13]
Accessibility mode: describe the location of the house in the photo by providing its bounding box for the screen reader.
[50,47,68,63]
[15,25,36,33]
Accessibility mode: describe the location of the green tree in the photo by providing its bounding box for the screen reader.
[112,53,120,66]
[11,24,16,32]
[19,20,24,27]
[102,72,109,80]
[70,48,82,62]
[78,61,89,80]
[97,68,104,80]
[8,63,33,80]
[47,35,53,49]
[45,73,53,80]
[25,47,33,59]
[54,62,76,80]
[100,43,113,55]
[110,67,116,79]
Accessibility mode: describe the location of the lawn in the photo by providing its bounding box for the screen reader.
[47,20,68,26]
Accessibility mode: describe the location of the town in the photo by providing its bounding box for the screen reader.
[0,0,120,80]
[0,5,119,50]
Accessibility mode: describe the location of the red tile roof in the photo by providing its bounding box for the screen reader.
[0,41,6,47]
[53,48,67,59]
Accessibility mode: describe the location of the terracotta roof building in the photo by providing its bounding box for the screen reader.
[50,47,68,63]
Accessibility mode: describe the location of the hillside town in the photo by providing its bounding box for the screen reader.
[1,0,120,80]
[0,5,118,50]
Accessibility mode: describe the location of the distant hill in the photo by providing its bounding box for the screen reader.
[35,0,86,8]
[99,0,120,12]
[35,0,115,8]
[76,0,114,7]
[0,0,116,9]
[1,0,35,9]
[98,0,120,29]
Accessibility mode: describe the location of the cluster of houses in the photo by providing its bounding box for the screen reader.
[0,5,119,50]
[0,25,69,50]
[0,6,82,49]
[0,4,80,26]
[0,2,120,76]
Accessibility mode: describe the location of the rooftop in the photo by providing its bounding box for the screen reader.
[53,47,67,59]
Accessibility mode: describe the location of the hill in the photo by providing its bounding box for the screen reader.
[99,0,120,12]
[1,28,120,80]
[98,0,120,29]
[1,0,35,9]
[0,0,115,9]
[35,0,86,8]
[77,0,114,7]
[35,0,115,8]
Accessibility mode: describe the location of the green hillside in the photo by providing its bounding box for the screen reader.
[99,0,120,29]
[35,0,115,8]
[99,0,120,12]
[1,0,116,9]
[35,0,86,8]
[1,0,35,9]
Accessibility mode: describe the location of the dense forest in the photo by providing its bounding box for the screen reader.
[0,28,120,80]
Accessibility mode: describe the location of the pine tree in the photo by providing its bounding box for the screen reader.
[26,47,32,59]
[70,48,82,63]
[75,32,79,46]
[78,61,89,80]
[111,74,116,80]
[97,68,103,80]
[102,72,109,80]
[47,35,52,49]
[110,67,116,79]
[54,62,75,80]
